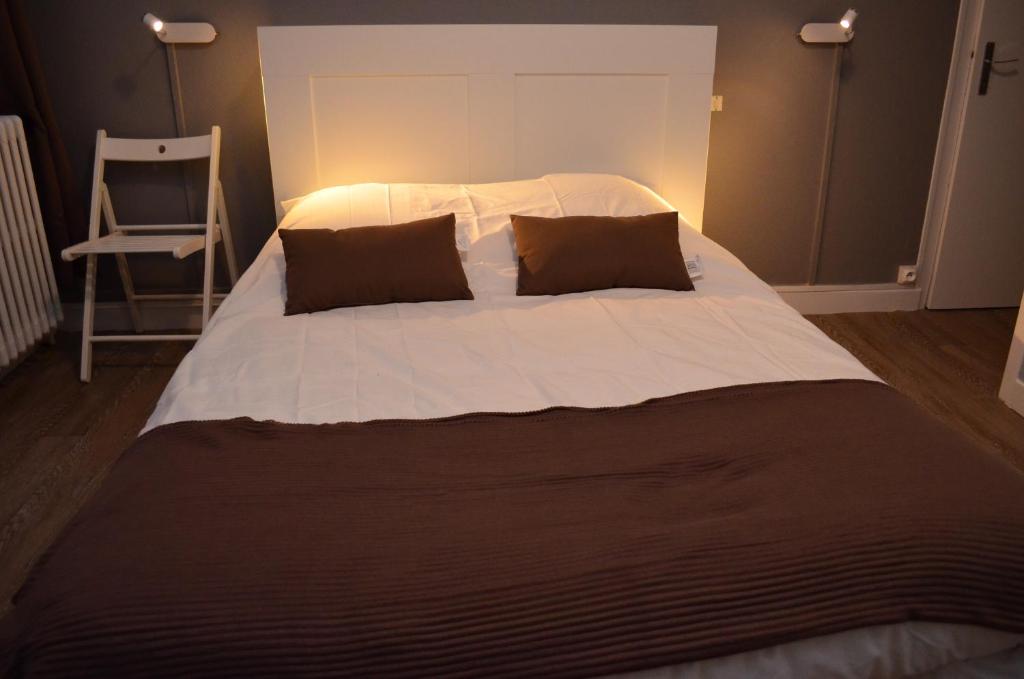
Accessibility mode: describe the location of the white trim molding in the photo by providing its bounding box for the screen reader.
[915,0,984,307]
[775,284,923,315]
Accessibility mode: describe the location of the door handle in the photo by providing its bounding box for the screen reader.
[980,41,1021,95]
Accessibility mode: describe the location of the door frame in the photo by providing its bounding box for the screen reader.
[916,0,986,308]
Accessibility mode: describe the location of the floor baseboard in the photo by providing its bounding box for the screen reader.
[775,284,923,315]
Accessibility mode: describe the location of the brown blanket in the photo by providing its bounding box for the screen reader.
[3,380,1024,677]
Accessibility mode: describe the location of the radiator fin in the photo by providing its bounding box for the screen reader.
[0,115,62,372]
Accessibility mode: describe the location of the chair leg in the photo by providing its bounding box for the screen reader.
[102,185,143,332]
[201,233,216,329]
[114,253,144,333]
[202,131,222,328]
[80,253,97,382]
[217,182,239,285]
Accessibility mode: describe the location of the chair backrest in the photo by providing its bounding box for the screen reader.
[99,130,217,163]
[87,127,223,240]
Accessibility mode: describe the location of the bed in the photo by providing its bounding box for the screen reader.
[147,174,879,429]
[3,25,1024,678]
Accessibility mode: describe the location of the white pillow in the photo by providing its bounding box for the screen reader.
[543,173,691,224]
[277,175,692,261]
[279,183,474,252]
[279,195,306,214]
[278,184,391,231]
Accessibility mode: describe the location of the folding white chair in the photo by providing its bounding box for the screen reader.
[62,126,238,382]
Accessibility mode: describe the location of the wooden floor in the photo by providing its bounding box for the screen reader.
[0,336,190,617]
[807,308,1024,469]
[1,309,1022,615]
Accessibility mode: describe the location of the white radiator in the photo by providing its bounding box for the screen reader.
[0,116,62,372]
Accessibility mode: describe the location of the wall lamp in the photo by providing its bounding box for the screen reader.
[800,7,857,44]
[141,12,218,220]
[799,8,858,284]
[142,12,217,44]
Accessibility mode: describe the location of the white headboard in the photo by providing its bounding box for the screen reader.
[258,25,717,228]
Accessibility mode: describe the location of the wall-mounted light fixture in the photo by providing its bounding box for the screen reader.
[142,12,218,219]
[142,13,217,44]
[800,7,857,44]
[799,8,858,284]
[839,9,858,30]
[142,13,165,36]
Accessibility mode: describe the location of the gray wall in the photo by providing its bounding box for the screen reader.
[24,0,958,291]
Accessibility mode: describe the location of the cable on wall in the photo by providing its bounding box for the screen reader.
[164,43,194,219]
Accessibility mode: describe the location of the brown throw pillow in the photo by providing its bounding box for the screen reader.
[279,213,473,315]
[511,212,694,296]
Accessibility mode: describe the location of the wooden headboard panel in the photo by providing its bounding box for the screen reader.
[258,25,717,228]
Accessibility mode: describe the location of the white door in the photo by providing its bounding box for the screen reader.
[928,0,1024,310]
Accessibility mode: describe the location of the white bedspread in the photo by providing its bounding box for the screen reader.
[144,174,1022,678]
[147,175,876,429]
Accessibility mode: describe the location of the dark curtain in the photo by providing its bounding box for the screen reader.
[0,0,85,294]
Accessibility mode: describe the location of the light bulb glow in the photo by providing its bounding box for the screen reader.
[839,9,858,31]
[142,13,166,35]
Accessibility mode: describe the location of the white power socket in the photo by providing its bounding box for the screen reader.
[897,265,918,286]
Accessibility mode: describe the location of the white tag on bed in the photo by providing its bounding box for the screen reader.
[685,254,704,280]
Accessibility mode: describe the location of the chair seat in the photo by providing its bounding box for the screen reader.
[61,230,220,262]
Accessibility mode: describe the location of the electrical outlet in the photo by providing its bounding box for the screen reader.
[897,265,917,286]
[710,95,723,112]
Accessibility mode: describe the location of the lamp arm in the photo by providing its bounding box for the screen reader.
[163,43,195,220]
[807,44,845,284]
